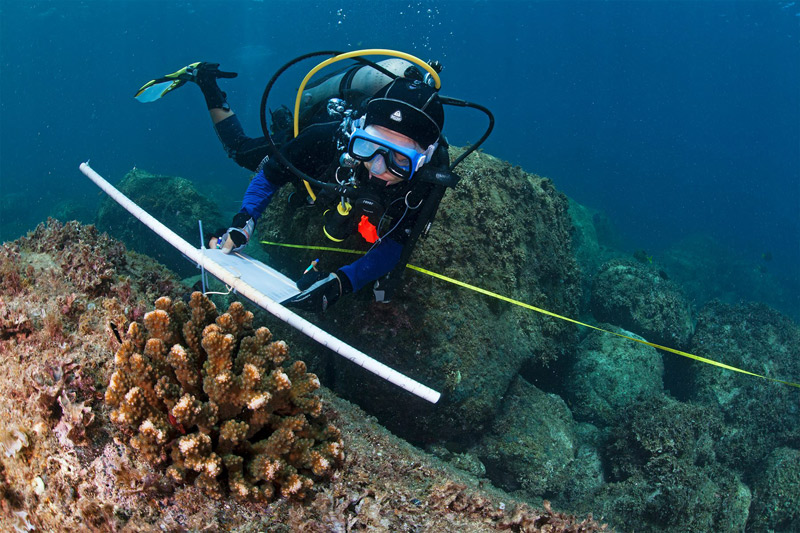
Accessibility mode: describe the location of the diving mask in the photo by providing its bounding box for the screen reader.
[348,126,435,180]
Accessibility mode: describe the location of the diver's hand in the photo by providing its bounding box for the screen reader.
[209,234,237,254]
[193,62,238,86]
[284,272,343,312]
[210,212,253,254]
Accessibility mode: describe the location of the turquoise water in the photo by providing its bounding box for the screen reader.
[1,2,799,530]
[2,1,797,318]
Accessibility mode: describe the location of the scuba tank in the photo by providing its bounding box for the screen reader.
[297,58,423,131]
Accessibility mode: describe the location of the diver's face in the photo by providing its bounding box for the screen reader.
[364,125,422,185]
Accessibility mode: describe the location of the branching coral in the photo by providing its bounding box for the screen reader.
[105,292,343,501]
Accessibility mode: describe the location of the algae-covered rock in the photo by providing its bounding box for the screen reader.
[566,325,663,426]
[476,377,576,498]
[688,300,800,472]
[748,447,800,532]
[557,423,606,506]
[605,395,722,481]
[260,148,581,442]
[0,220,607,532]
[568,199,620,311]
[96,168,224,275]
[590,258,693,348]
[589,458,751,533]
[590,395,749,532]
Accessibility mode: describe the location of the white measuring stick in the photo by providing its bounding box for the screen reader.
[79,162,440,403]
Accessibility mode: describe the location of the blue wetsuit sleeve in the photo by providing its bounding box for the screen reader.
[241,168,280,221]
[338,238,404,292]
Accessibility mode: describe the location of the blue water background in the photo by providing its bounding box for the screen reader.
[1,0,798,315]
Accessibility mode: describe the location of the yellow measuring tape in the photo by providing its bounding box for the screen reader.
[261,240,800,389]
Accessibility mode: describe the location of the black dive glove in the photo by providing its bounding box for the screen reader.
[191,62,238,110]
[283,270,351,312]
[209,211,254,254]
[192,62,238,85]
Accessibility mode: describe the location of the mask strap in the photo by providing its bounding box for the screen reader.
[421,141,438,165]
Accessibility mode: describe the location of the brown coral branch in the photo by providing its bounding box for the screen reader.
[105,292,343,501]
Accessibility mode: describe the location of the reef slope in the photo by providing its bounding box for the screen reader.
[0,220,604,531]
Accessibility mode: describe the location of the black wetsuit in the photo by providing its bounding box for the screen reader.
[216,115,449,294]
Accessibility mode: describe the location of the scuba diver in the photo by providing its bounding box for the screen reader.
[137,53,489,313]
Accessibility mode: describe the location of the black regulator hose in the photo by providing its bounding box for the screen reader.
[258,52,495,189]
[438,96,495,171]
[259,51,406,195]
[259,51,343,193]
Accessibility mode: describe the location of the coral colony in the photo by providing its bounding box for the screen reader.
[105,292,343,501]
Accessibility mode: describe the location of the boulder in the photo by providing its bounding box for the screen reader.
[748,447,800,532]
[688,300,800,471]
[566,325,663,425]
[590,258,693,348]
[96,168,224,276]
[476,377,577,498]
[568,199,620,312]
[588,395,750,533]
[260,148,582,442]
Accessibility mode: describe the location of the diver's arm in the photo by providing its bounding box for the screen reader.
[241,168,282,221]
[210,167,280,253]
[338,238,404,292]
[210,108,235,124]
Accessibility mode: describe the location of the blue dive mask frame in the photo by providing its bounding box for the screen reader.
[347,127,435,180]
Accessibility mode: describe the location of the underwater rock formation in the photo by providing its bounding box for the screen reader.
[96,168,224,275]
[567,199,621,312]
[688,300,800,472]
[260,147,581,443]
[592,395,750,532]
[476,376,577,498]
[0,219,604,531]
[748,447,800,532]
[566,325,664,426]
[106,292,343,501]
[0,218,181,310]
[590,258,693,348]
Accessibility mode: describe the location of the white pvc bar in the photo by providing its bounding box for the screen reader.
[80,162,440,403]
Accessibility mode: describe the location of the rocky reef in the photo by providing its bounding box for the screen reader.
[590,258,693,348]
[748,447,800,531]
[687,301,800,472]
[106,292,343,501]
[260,147,582,443]
[4,150,800,531]
[0,219,605,531]
[567,199,621,312]
[590,395,752,532]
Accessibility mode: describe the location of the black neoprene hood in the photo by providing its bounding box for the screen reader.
[364,78,445,148]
